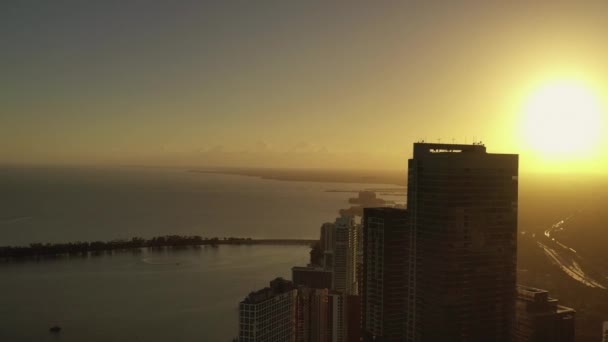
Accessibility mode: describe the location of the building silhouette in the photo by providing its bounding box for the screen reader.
[238,142,527,342]
[239,278,297,342]
[320,222,335,269]
[406,143,519,341]
[331,216,359,295]
[345,294,362,342]
[362,207,409,341]
[328,291,346,342]
[513,286,575,342]
[296,287,330,342]
[292,266,333,290]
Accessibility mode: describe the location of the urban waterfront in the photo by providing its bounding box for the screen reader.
[0,167,402,341]
[1,166,607,341]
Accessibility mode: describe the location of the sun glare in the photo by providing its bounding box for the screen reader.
[521,80,604,159]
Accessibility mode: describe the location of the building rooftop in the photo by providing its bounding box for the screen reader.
[517,285,575,315]
[292,266,331,272]
[363,207,407,214]
[241,278,295,304]
[413,142,486,158]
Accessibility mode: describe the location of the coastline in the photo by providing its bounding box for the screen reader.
[190,168,407,186]
[0,237,317,261]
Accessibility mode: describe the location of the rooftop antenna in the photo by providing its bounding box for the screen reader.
[437,138,441,143]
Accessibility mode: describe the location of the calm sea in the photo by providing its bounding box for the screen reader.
[0,245,309,341]
[0,166,403,341]
[0,166,406,245]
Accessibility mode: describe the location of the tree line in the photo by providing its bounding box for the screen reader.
[0,236,255,259]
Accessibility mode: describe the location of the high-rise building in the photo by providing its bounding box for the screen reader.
[406,143,519,341]
[239,278,297,342]
[296,287,330,342]
[355,223,364,296]
[345,294,362,342]
[513,286,575,342]
[362,207,409,341]
[320,222,335,270]
[292,266,333,289]
[320,222,335,254]
[332,216,358,295]
[347,220,359,296]
[328,291,346,342]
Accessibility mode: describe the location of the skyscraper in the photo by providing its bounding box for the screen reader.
[320,222,336,270]
[362,207,409,341]
[328,291,346,342]
[296,287,330,342]
[332,216,358,295]
[406,143,519,341]
[513,285,575,342]
[239,278,298,342]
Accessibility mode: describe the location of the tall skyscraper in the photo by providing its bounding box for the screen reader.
[345,294,362,342]
[513,285,575,342]
[362,207,409,341]
[320,222,335,255]
[320,222,335,270]
[296,287,330,342]
[332,216,358,295]
[239,278,297,342]
[328,291,346,342]
[406,143,519,341]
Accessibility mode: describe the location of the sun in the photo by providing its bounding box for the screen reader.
[521,79,604,159]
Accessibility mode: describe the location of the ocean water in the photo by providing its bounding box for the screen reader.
[0,166,402,341]
[0,166,403,245]
[0,245,310,341]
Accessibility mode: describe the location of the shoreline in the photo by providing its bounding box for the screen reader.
[0,236,317,261]
[190,168,407,186]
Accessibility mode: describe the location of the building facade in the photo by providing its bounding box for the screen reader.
[362,207,409,341]
[406,143,519,341]
[332,216,358,295]
[513,286,575,342]
[239,278,298,342]
[320,222,335,270]
[328,291,346,342]
[296,287,330,342]
[292,266,333,290]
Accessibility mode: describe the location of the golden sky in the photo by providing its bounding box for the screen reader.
[1,2,607,173]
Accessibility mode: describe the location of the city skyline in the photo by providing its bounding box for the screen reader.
[238,142,581,341]
[3,2,607,340]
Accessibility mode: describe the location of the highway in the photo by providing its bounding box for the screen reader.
[535,211,607,289]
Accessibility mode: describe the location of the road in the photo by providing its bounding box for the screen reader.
[534,211,607,290]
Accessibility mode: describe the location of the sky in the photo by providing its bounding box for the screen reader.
[2,1,608,173]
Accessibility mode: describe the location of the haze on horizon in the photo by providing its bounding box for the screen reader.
[2,2,607,174]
